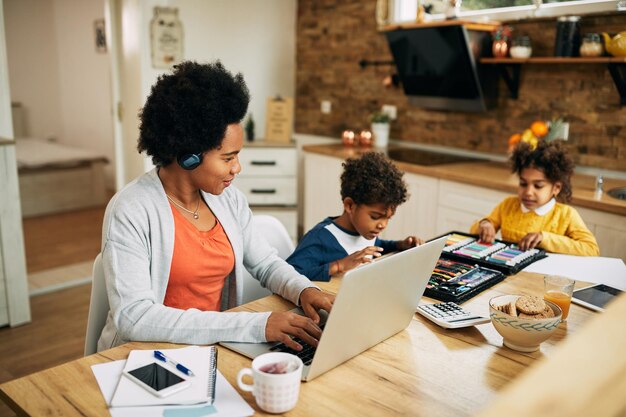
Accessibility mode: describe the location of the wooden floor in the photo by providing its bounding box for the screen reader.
[22,206,107,273]
[0,205,109,416]
[0,284,91,417]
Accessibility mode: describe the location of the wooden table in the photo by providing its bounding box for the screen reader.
[0,272,598,416]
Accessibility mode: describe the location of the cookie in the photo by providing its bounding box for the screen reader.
[494,301,518,317]
[519,304,555,319]
[515,295,546,315]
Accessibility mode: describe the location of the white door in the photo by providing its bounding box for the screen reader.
[0,0,31,327]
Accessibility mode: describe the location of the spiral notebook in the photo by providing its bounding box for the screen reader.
[110,345,217,407]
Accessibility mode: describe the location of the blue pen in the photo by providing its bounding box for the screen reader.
[154,351,195,376]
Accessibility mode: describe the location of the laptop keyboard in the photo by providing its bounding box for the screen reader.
[269,323,325,366]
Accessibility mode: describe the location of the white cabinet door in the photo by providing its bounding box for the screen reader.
[576,206,626,259]
[382,173,439,241]
[303,153,344,233]
[435,180,511,236]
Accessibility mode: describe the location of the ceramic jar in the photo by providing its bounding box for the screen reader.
[580,33,603,57]
[510,36,532,58]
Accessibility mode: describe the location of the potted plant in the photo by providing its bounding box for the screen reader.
[370,111,391,148]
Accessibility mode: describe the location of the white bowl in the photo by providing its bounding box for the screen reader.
[489,294,562,352]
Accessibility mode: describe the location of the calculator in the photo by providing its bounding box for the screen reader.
[416,302,490,329]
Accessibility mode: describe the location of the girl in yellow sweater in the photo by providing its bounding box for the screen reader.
[470,140,600,256]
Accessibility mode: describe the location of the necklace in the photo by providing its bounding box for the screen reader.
[166,192,201,219]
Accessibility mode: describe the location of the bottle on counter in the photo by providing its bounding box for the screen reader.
[580,33,604,57]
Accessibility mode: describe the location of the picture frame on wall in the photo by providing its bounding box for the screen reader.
[94,19,107,53]
[150,7,184,69]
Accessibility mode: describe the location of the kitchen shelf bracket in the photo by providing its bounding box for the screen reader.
[496,63,521,99]
[607,63,626,106]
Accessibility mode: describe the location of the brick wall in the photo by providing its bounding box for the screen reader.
[295,0,626,171]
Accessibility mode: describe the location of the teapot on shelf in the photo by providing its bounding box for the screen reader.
[601,32,626,57]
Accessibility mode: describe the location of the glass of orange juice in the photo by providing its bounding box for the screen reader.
[544,275,576,321]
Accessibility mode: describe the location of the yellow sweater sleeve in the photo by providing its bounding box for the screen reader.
[539,206,600,256]
[469,197,509,234]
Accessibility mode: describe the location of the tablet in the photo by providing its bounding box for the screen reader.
[571,284,623,312]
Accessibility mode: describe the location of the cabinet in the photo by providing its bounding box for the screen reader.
[302,150,625,259]
[382,173,439,240]
[303,152,344,233]
[435,180,511,236]
[239,144,297,242]
[576,207,626,259]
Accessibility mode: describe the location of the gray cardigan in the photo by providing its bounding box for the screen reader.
[97,169,317,351]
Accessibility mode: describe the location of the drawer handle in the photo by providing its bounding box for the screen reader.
[251,188,277,194]
[250,161,277,166]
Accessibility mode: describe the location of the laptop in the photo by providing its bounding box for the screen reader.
[220,236,446,381]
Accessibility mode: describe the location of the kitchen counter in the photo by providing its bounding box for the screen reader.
[302,143,626,216]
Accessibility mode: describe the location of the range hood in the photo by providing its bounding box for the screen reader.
[385,24,497,112]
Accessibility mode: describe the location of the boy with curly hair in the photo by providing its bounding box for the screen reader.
[286,152,423,281]
[470,140,599,256]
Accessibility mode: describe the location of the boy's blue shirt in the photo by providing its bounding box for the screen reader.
[286,217,398,282]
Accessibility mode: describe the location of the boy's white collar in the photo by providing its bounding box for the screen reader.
[521,197,556,215]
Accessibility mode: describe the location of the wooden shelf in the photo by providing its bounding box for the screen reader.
[480,56,626,105]
[481,57,626,64]
[380,20,500,33]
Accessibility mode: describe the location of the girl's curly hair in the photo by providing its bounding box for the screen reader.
[137,61,250,166]
[340,152,408,207]
[510,140,575,203]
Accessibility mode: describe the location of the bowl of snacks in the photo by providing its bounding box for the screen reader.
[489,294,562,352]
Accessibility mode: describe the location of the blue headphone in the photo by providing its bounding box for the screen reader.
[177,153,202,170]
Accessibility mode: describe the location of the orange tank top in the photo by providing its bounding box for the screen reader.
[164,204,234,311]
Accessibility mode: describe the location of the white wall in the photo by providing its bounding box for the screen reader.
[4,0,115,188]
[4,0,63,139]
[163,0,297,140]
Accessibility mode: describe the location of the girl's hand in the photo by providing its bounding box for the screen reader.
[519,232,543,251]
[396,236,424,251]
[478,220,496,243]
[333,246,383,274]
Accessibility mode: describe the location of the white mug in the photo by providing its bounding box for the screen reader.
[237,352,303,414]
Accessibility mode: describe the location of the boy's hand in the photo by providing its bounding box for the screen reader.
[519,232,543,251]
[335,246,383,274]
[396,236,423,251]
[478,220,496,243]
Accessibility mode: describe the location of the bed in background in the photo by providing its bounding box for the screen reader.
[12,103,109,218]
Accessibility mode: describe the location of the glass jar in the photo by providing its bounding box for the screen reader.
[580,33,604,57]
[510,35,532,59]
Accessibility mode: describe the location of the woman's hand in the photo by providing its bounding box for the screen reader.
[265,289,334,351]
[265,310,323,351]
[333,246,383,275]
[519,232,543,251]
[396,236,424,251]
[299,288,334,324]
[477,220,496,243]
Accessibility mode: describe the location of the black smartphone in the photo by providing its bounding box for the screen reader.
[122,362,191,398]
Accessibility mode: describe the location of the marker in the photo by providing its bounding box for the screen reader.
[154,351,195,376]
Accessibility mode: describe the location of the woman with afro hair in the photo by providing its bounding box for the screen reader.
[98,61,333,352]
[470,140,599,256]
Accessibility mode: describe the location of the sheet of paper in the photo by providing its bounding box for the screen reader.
[92,360,253,417]
[523,255,626,290]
